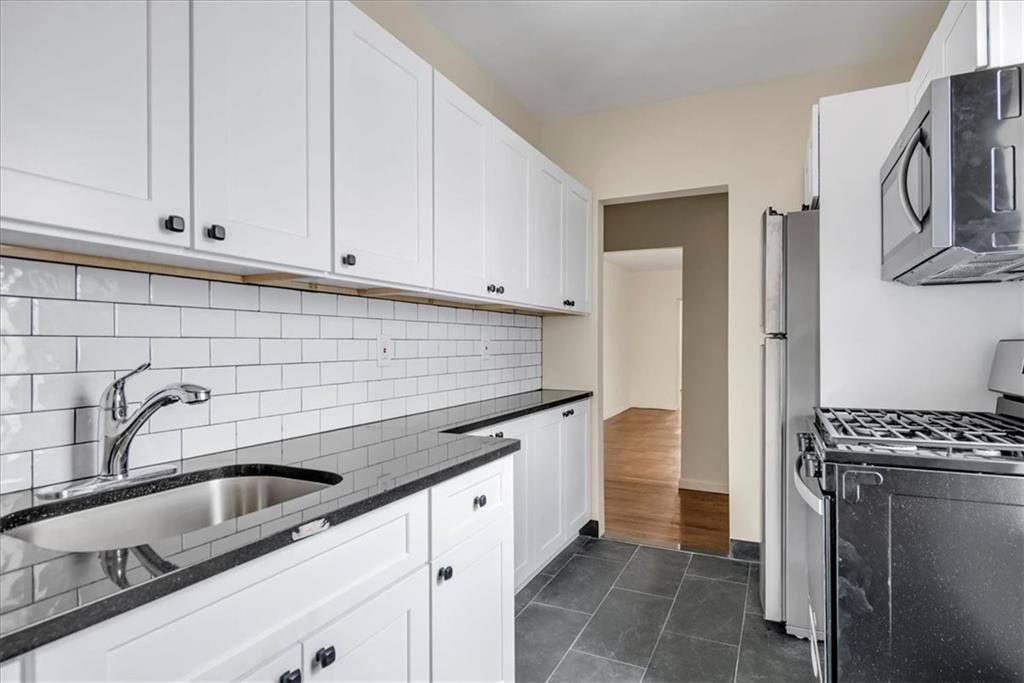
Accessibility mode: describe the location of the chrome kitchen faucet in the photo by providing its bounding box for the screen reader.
[37,363,211,500]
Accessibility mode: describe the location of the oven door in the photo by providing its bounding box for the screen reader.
[794,434,827,682]
[880,93,943,282]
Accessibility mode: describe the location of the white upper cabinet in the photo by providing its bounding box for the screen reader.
[334,1,433,287]
[433,72,490,297]
[192,0,332,270]
[908,1,1024,112]
[529,154,567,309]
[0,0,190,246]
[488,121,533,304]
[563,179,592,314]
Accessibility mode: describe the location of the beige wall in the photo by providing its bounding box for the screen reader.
[540,59,914,542]
[602,264,684,418]
[352,1,542,147]
[605,195,728,494]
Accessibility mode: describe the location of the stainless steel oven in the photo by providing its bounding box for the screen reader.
[880,64,1024,285]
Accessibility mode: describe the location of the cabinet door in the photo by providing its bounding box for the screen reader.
[334,1,433,287]
[561,400,590,537]
[562,179,592,314]
[0,0,189,246]
[237,645,302,683]
[433,72,490,298]
[487,122,532,305]
[939,0,987,76]
[432,515,515,683]
[192,0,331,270]
[304,567,430,683]
[528,154,566,309]
[529,413,565,565]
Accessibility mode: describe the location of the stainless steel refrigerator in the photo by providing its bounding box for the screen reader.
[760,207,824,641]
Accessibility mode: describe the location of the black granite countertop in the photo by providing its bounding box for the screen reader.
[0,389,591,660]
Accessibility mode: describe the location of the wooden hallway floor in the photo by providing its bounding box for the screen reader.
[604,408,730,553]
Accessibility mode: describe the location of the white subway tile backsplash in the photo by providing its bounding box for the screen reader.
[77,267,149,304]
[181,308,235,337]
[259,287,300,313]
[182,423,236,458]
[151,275,209,307]
[261,339,301,364]
[0,450,31,493]
[115,304,180,337]
[0,297,31,335]
[237,311,281,338]
[32,299,113,336]
[281,314,318,339]
[210,282,259,311]
[32,372,113,411]
[211,338,259,366]
[32,442,97,486]
[236,365,281,392]
[151,338,210,368]
[79,337,149,372]
[236,416,281,448]
[1,262,542,488]
[0,258,75,299]
[301,292,337,316]
[0,375,31,413]
[1,409,75,454]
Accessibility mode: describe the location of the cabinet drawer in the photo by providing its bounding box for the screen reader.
[103,493,428,682]
[303,566,430,682]
[430,456,513,558]
[237,645,302,683]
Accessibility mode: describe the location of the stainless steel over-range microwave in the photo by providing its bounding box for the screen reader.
[880,64,1023,285]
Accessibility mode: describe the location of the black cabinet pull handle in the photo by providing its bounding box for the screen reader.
[496,285,505,294]
[570,300,576,307]
[280,670,302,683]
[487,284,497,293]
[495,431,503,438]
[341,253,356,266]
[473,494,488,509]
[315,646,337,669]
[207,224,226,241]
[562,410,570,417]
[563,299,571,306]
[163,215,185,233]
[438,565,454,581]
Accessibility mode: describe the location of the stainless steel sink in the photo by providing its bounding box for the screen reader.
[3,467,341,553]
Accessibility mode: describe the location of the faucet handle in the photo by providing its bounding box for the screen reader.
[115,362,151,389]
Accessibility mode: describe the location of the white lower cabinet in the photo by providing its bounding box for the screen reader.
[303,567,430,683]
[431,514,514,683]
[22,456,518,682]
[471,399,592,591]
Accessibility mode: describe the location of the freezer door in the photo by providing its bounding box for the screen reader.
[762,210,786,335]
[760,336,785,622]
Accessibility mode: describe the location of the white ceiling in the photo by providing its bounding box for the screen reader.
[414,0,944,120]
[605,248,683,271]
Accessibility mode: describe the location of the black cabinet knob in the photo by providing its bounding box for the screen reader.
[569,300,576,307]
[563,299,571,306]
[473,494,488,509]
[495,431,503,438]
[163,215,185,233]
[496,285,505,294]
[279,670,302,683]
[438,565,454,581]
[487,284,497,293]
[341,253,356,266]
[562,410,570,417]
[315,646,337,669]
[206,224,226,241]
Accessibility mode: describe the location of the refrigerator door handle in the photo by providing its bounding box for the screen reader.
[761,337,786,622]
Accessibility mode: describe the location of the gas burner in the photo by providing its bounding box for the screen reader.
[814,407,1024,460]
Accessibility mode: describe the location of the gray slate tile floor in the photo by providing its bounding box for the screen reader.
[515,538,817,683]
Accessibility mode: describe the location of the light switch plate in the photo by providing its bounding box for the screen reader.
[481,329,492,360]
[377,335,393,367]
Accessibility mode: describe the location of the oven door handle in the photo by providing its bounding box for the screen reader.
[794,452,823,516]
[897,126,925,234]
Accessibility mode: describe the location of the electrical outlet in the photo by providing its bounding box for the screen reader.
[480,329,492,360]
[377,335,393,367]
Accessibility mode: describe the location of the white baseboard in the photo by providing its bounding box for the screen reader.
[678,477,728,494]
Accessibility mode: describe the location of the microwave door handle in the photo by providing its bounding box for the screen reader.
[898,127,924,233]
